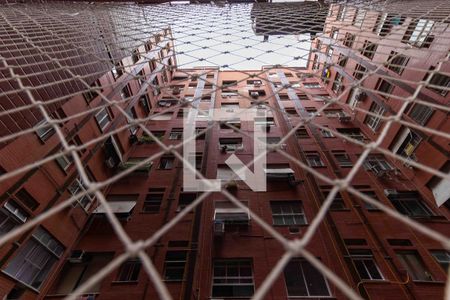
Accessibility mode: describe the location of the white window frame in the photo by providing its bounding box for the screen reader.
[270,201,307,226]
[95,108,111,132]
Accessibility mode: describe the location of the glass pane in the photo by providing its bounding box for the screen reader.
[302,260,330,296]
[284,260,308,296]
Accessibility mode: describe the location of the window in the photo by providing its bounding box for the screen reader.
[169,128,183,140]
[68,177,95,211]
[219,138,243,152]
[337,128,366,141]
[143,188,164,213]
[324,109,345,118]
[212,259,254,298]
[53,252,113,294]
[35,119,55,141]
[396,250,433,281]
[353,9,366,27]
[364,102,385,131]
[83,80,101,103]
[332,73,344,94]
[116,259,141,282]
[337,54,348,67]
[222,80,237,88]
[363,154,393,175]
[222,103,240,111]
[387,51,409,75]
[303,82,321,89]
[336,4,346,21]
[321,127,335,138]
[295,127,309,139]
[305,107,318,117]
[343,32,355,48]
[152,112,172,121]
[333,151,353,167]
[390,127,421,158]
[111,61,123,79]
[425,68,450,96]
[330,27,339,39]
[270,201,307,226]
[388,191,434,218]
[361,40,377,60]
[427,161,450,207]
[430,250,450,271]
[409,103,433,125]
[159,156,175,170]
[127,107,138,135]
[349,249,384,280]
[217,165,238,181]
[284,258,331,297]
[321,186,345,210]
[373,13,399,36]
[121,85,131,100]
[4,227,64,289]
[360,190,380,211]
[163,251,187,281]
[15,188,39,211]
[95,108,111,132]
[55,152,73,171]
[306,152,325,167]
[284,108,298,118]
[0,201,28,236]
[178,193,196,211]
[402,19,434,48]
[220,120,241,131]
[353,64,367,80]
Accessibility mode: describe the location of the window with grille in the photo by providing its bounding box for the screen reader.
[83,79,101,103]
[337,128,366,141]
[68,177,95,210]
[284,258,331,297]
[116,259,141,282]
[295,127,309,138]
[408,103,433,125]
[321,127,335,138]
[353,64,367,80]
[424,67,450,96]
[143,189,164,213]
[4,227,64,290]
[333,151,353,167]
[395,250,433,281]
[320,186,345,210]
[376,79,394,98]
[212,259,254,298]
[95,108,112,132]
[343,32,355,48]
[332,73,344,94]
[430,250,450,271]
[364,101,385,131]
[388,191,434,218]
[363,154,393,173]
[349,249,383,280]
[0,201,28,236]
[361,40,377,60]
[358,190,381,211]
[219,137,243,153]
[169,128,183,140]
[163,251,187,281]
[337,54,348,67]
[402,19,435,48]
[306,152,325,167]
[353,8,366,27]
[390,127,421,158]
[35,119,55,142]
[387,51,409,75]
[270,201,307,225]
[159,156,175,170]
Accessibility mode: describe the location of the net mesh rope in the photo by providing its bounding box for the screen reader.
[0,0,449,299]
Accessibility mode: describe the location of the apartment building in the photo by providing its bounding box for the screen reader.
[0,1,448,300]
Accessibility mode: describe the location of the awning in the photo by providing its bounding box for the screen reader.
[94,201,136,214]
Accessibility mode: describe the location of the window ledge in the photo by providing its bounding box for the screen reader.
[412,280,446,285]
[330,208,351,212]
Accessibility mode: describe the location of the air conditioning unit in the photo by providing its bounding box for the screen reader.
[250,91,259,98]
[214,220,225,236]
[68,250,85,263]
[254,82,261,87]
[105,157,116,169]
[384,189,398,197]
